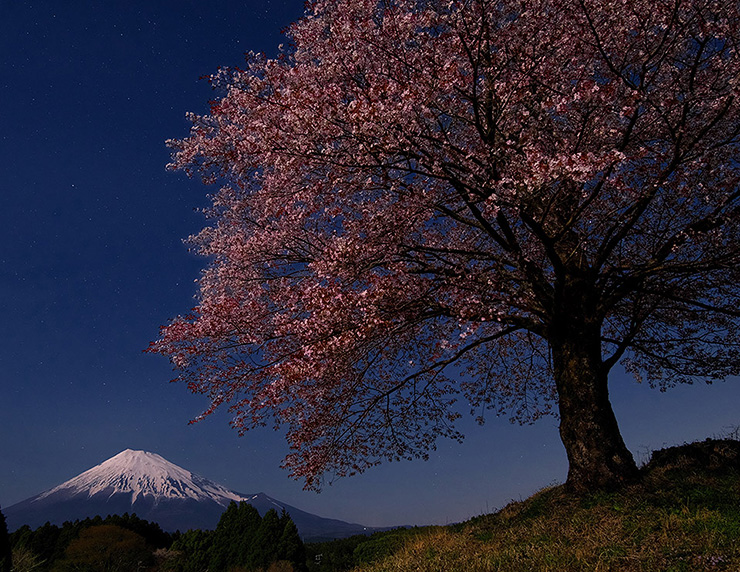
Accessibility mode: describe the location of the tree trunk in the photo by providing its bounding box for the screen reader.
[550,319,639,492]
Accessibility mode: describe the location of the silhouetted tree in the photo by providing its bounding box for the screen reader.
[170,529,213,572]
[277,514,307,572]
[0,508,11,572]
[250,509,283,570]
[210,501,262,571]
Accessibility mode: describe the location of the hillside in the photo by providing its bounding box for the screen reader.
[310,439,740,572]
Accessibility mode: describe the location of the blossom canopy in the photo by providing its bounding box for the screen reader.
[152,0,740,491]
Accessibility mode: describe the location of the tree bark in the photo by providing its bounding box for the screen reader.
[550,315,639,493]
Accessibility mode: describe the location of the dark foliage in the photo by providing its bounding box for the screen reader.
[52,524,153,572]
[169,502,307,571]
[277,515,305,571]
[0,508,11,572]
[9,513,173,572]
[305,535,368,572]
[305,529,419,572]
[644,438,740,475]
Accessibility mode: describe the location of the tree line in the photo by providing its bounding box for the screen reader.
[169,502,306,572]
[1,503,306,572]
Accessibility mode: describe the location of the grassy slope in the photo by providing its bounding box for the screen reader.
[353,439,740,572]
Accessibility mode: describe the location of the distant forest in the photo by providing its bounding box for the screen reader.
[1,503,416,572]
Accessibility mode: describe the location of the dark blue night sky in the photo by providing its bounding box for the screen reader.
[2,1,739,528]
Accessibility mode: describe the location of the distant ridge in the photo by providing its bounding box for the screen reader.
[4,449,376,540]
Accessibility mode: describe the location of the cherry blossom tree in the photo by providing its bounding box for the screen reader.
[151,0,740,492]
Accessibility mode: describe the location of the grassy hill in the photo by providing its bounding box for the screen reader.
[311,438,740,572]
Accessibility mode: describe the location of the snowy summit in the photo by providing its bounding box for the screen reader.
[37,449,244,505]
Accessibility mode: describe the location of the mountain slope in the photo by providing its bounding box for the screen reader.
[4,449,373,539]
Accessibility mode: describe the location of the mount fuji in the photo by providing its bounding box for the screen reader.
[3,449,376,540]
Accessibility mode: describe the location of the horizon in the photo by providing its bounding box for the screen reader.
[2,1,740,530]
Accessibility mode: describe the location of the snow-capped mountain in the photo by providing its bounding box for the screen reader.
[3,449,375,539]
[36,449,245,506]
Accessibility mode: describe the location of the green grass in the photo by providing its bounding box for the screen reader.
[350,439,740,572]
